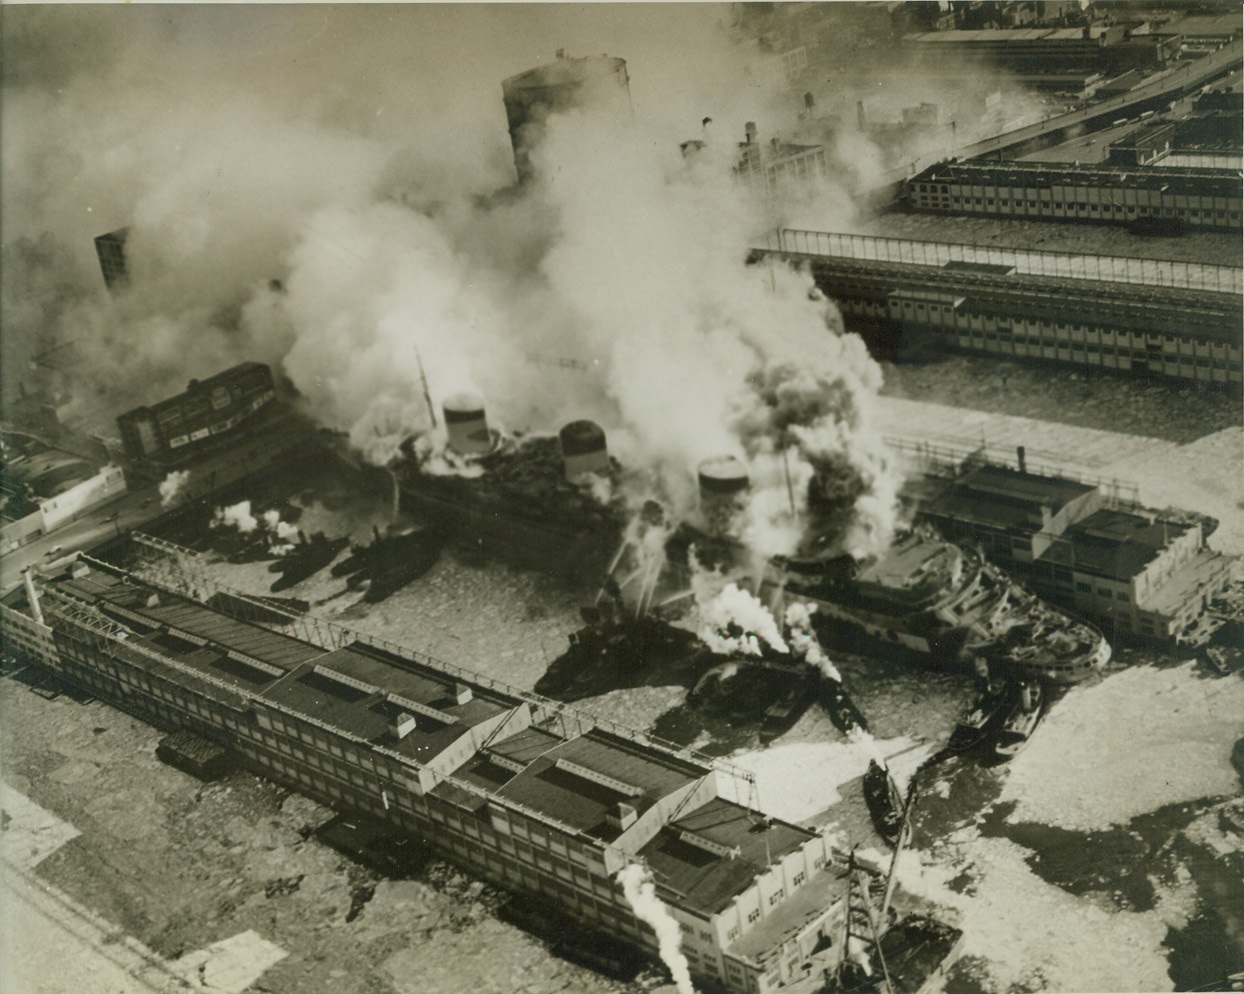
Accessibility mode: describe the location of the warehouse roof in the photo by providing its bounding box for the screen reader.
[259,643,518,760]
[639,798,814,916]
[911,159,1241,199]
[1040,508,1190,581]
[497,729,707,842]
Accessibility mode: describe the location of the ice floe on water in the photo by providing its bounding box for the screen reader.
[896,837,1178,993]
[1001,662,1244,832]
[731,736,930,826]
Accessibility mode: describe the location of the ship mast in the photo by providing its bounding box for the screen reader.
[415,347,437,429]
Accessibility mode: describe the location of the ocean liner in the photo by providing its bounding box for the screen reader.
[394,399,1108,684]
[393,397,625,582]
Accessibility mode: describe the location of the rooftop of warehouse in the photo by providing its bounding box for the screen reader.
[447,726,567,794]
[258,643,518,760]
[639,797,815,917]
[1039,507,1192,580]
[54,566,324,674]
[118,361,270,419]
[903,27,1108,42]
[496,728,708,842]
[913,159,1241,195]
[922,464,1098,531]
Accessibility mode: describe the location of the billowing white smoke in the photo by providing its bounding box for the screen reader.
[691,559,788,657]
[847,935,874,976]
[212,500,259,533]
[784,602,842,682]
[616,863,696,994]
[158,471,190,509]
[260,509,299,544]
[258,86,899,562]
[6,6,899,564]
[210,500,302,554]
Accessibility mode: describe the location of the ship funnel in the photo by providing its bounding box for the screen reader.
[443,393,492,455]
[559,420,609,481]
[697,455,749,536]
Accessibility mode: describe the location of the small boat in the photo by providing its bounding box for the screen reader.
[993,679,1044,760]
[863,759,906,847]
[819,674,870,737]
[947,676,1012,754]
[758,673,815,744]
[1206,644,1241,676]
[361,527,446,603]
[268,532,350,592]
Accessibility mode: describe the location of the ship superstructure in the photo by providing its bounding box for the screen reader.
[776,532,1110,684]
[0,552,936,994]
[394,403,625,581]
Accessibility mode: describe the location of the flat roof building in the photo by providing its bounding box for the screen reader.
[759,229,1242,391]
[116,362,278,466]
[905,452,1236,642]
[10,554,881,994]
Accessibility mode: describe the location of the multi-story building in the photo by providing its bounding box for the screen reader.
[761,230,1242,391]
[909,455,1235,641]
[735,122,830,199]
[94,228,129,291]
[905,159,1242,230]
[4,555,880,994]
[901,24,1172,75]
[116,362,277,466]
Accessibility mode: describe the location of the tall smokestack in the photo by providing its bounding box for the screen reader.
[443,393,492,455]
[559,420,609,480]
[22,569,44,627]
[698,455,749,536]
[1017,445,1027,475]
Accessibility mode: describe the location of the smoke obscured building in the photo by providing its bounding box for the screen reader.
[501,52,632,183]
[94,228,129,291]
[735,121,830,198]
[1,555,888,994]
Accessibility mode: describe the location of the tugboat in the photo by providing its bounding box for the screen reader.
[758,670,816,743]
[863,760,907,848]
[1206,643,1242,676]
[993,678,1045,760]
[267,531,350,592]
[358,527,446,603]
[947,670,1013,754]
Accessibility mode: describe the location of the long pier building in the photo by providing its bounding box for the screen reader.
[1,544,874,994]
[755,229,1242,390]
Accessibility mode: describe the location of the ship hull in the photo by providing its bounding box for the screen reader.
[399,482,622,585]
[782,586,1107,686]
